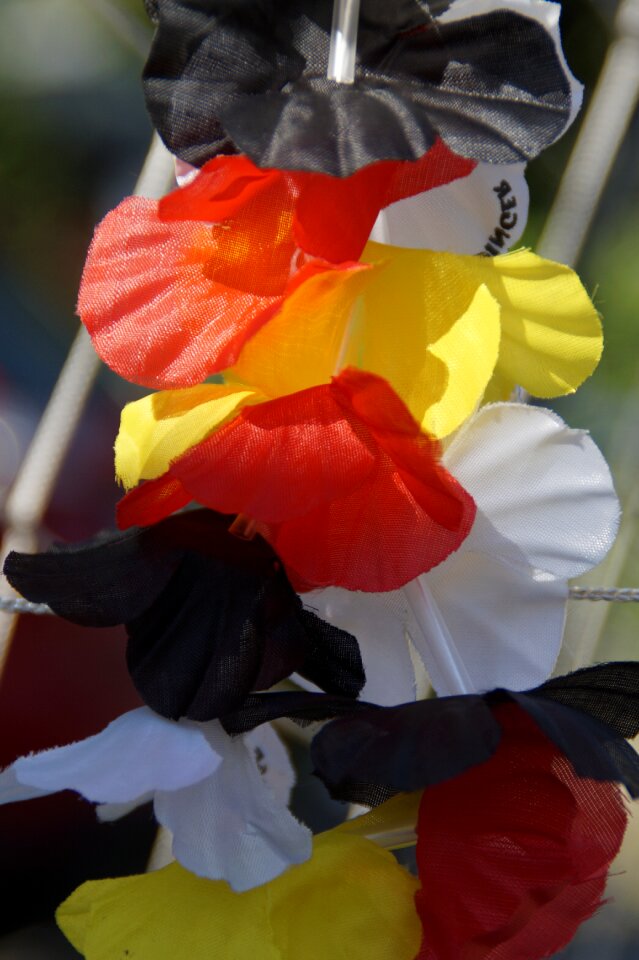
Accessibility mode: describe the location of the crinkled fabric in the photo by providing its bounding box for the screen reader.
[0,709,312,891]
[4,510,365,722]
[116,369,477,593]
[78,149,474,390]
[308,662,639,804]
[415,702,628,960]
[142,0,579,174]
[307,403,619,702]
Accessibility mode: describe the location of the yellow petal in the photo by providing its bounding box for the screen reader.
[115,383,264,489]
[230,264,372,398]
[57,832,421,960]
[471,248,603,398]
[358,243,501,437]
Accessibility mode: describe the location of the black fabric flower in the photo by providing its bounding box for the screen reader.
[218,663,639,805]
[143,0,575,176]
[312,662,639,804]
[4,510,364,722]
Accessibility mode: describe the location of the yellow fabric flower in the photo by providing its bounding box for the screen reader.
[233,244,600,435]
[115,244,602,488]
[57,832,421,960]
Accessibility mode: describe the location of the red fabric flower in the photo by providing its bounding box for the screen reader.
[78,146,475,389]
[117,369,476,593]
[415,702,627,960]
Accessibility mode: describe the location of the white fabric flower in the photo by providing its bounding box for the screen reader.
[0,708,311,891]
[370,162,530,256]
[305,404,619,701]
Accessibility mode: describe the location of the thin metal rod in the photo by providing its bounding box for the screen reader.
[0,135,175,676]
[537,0,639,266]
[327,0,361,83]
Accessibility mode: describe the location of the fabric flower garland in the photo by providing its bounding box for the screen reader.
[5,509,365,720]
[142,0,582,174]
[3,2,637,958]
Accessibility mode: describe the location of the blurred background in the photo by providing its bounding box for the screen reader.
[0,0,637,956]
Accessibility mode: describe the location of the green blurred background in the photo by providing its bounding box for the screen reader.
[0,0,637,956]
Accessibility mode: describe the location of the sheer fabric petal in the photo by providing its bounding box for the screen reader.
[117,369,476,592]
[309,403,616,697]
[4,511,365,722]
[415,702,627,960]
[309,665,639,805]
[360,245,602,428]
[79,150,473,389]
[57,833,421,960]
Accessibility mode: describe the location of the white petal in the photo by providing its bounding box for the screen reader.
[408,552,567,696]
[438,0,583,128]
[0,708,221,806]
[370,162,529,255]
[244,724,296,806]
[443,404,620,578]
[304,588,417,706]
[155,722,312,891]
[0,765,50,804]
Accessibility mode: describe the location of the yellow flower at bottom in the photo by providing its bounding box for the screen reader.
[57,832,421,960]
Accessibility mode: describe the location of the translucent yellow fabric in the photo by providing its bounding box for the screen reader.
[232,249,501,438]
[115,384,264,489]
[57,832,421,960]
[232,244,601,436]
[115,243,602,487]
[360,244,602,404]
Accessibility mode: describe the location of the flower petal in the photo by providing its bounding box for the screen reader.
[415,702,626,960]
[57,833,421,960]
[157,369,475,591]
[371,162,529,255]
[115,384,263,490]
[443,403,619,578]
[409,553,567,696]
[304,587,418,706]
[0,708,221,806]
[359,243,502,437]
[155,722,311,889]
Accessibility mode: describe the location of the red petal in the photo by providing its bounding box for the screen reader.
[117,476,190,530]
[159,154,283,223]
[136,368,475,591]
[294,140,476,262]
[415,703,627,960]
[78,196,288,387]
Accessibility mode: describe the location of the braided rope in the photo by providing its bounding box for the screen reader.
[2,587,638,618]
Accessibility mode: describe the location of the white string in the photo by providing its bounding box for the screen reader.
[327,0,361,83]
[569,587,639,603]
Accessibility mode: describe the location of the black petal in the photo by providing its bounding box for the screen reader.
[143,0,572,174]
[512,693,639,799]
[4,510,365,721]
[532,661,639,739]
[221,690,368,735]
[3,524,182,627]
[310,695,501,805]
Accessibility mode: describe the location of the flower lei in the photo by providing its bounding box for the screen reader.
[3,2,639,958]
